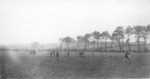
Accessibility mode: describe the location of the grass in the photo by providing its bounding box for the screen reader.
[1,50,150,79]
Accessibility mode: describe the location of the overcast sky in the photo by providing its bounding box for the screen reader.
[0,0,150,45]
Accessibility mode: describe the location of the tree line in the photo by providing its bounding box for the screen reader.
[59,25,150,53]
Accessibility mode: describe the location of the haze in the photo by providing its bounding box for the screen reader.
[0,0,150,45]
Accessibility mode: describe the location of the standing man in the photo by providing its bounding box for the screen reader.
[67,51,70,56]
[56,49,59,61]
[50,50,53,57]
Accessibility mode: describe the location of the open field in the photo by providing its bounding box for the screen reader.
[1,49,150,79]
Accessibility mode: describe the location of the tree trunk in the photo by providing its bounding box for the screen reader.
[128,42,131,51]
[84,42,87,51]
[66,44,67,51]
[77,43,80,51]
[97,40,98,49]
[105,39,107,51]
[102,40,103,51]
[137,36,140,52]
[67,43,70,56]
[121,39,124,51]
[101,40,102,50]
[144,37,147,51]
[111,41,114,51]
[126,37,131,51]
[87,42,89,50]
[92,42,95,50]
[118,39,121,52]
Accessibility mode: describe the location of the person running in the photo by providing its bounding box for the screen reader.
[124,50,133,61]
[125,51,129,61]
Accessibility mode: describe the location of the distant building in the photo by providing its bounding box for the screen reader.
[30,42,40,50]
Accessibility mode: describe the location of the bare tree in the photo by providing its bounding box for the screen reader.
[83,34,91,50]
[141,25,150,51]
[92,31,101,50]
[100,32,105,50]
[91,39,96,50]
[125,26,134,51]
[134,25,145,52]
[101,31,111,51]
[112,26,124,52]
[76,36,84,51]
[110,34,115,51]
[62,36,74,56]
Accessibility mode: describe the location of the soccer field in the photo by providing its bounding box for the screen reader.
[1,50,150,79]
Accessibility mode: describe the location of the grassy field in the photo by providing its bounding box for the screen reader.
[1,50,150,79]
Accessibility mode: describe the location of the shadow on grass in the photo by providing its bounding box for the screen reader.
[0,46,28,79]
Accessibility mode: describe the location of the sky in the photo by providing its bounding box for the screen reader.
[0,0,150,45]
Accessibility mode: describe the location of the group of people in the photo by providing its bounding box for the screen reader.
[30,50,36,55]
[49,48,133,62]
[50,49,59,61]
